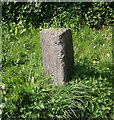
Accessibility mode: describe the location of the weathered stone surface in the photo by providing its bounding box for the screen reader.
[40,28,74,85]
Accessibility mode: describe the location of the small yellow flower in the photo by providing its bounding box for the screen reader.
[93,61,96,64]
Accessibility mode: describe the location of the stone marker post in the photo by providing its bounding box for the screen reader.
[40,28,74,85]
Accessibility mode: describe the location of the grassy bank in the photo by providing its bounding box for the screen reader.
[1,26,113,119]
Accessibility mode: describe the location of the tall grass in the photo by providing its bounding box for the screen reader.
[1,25,113,120]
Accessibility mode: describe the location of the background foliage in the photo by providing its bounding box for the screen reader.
[2,2,114,29]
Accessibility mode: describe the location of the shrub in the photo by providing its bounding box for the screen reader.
[2,2,113,29]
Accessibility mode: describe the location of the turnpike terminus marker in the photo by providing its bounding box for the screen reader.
[40,28,74,85]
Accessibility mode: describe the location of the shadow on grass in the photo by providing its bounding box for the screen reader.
[72,62,112,83]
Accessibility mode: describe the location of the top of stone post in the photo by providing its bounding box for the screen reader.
[40,28,71,36]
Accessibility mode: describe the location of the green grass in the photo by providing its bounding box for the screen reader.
[72,27,113,119]
[1,26,113,120]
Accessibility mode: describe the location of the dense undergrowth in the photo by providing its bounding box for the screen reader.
[2,2,113,29]
[1,25,113,119]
